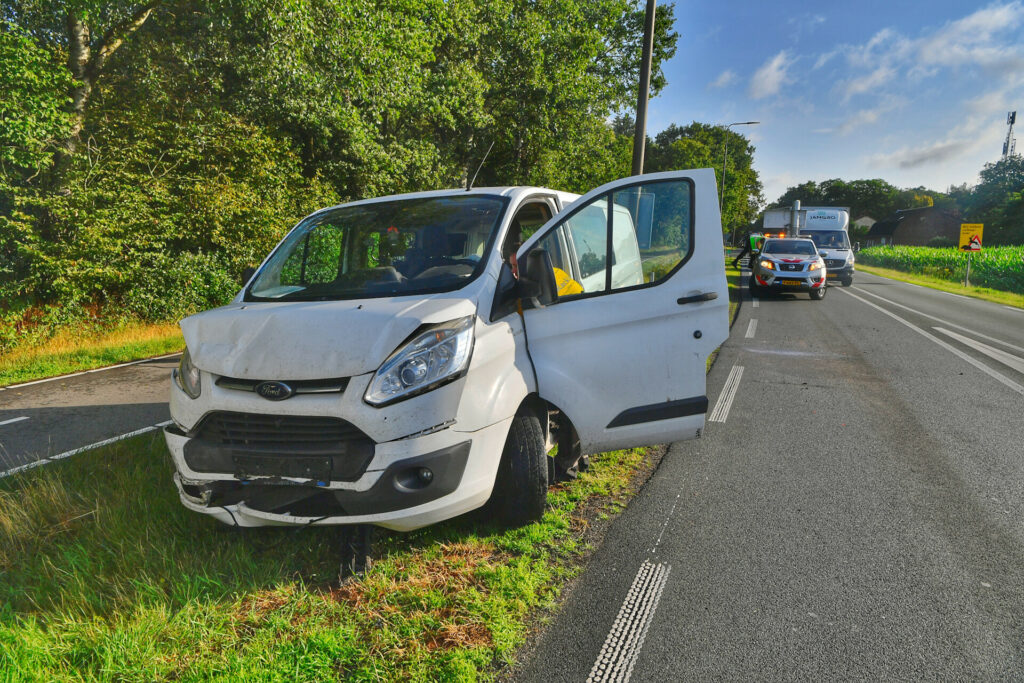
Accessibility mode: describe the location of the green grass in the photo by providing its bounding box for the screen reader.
[856,264,1024,309]
[0,433,651,681]
[0,323,184,388]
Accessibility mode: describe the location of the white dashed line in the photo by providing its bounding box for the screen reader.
[0,416,30,427]
[745,319,758,339]
[0,420,172,478]
[650,493,681,555]
[853,286,1024,354]
[709,365,744,423]
[752,297,760,308]
[933,327,1024,375]
[0,353,181,391]
[839,289,1024,396]
[587,560,672,683]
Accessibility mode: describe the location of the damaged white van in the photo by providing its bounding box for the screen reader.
[164,170,729,531]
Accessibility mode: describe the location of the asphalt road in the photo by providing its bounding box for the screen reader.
[0,355,178,474]
[518,270,1024,681]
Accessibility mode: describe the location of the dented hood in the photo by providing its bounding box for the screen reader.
[181,296,477,380]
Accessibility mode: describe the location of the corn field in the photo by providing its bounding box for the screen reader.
[857,245,1024,294]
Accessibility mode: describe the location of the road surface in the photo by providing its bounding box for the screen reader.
[518,270,1024,681]
[0,355,178,475]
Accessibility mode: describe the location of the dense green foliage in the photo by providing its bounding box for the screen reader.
[858,245,1024,294]
[0,1,763,352]
[773,156,1024,245]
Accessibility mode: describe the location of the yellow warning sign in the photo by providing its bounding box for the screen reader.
[959,223,983,251]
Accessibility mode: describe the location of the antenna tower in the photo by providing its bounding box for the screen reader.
[1003,111,1017,157]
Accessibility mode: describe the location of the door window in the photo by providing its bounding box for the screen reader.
[527,178,694,301]
[611,180,692,286]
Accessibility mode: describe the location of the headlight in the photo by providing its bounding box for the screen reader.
[759,260,775,270]
[174,348,202,399]
[364,316,475,406]
[808,261,822,271]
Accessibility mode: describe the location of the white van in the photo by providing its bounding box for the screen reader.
[798,209,855,286]
[164,170,729,531]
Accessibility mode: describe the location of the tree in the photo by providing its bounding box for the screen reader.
[647,122,763,232]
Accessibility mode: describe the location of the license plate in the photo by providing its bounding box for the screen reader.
[826,273,838,278]
[781,279,801,286]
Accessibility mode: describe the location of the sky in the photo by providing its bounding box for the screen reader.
[652,0,1024,206]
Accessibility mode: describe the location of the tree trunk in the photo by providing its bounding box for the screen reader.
[65,10,93,156]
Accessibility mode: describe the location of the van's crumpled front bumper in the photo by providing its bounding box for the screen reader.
[164,367,514,532]
[165,417,510,531]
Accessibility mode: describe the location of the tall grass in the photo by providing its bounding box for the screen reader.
[857,245,1024,294]
[0,323,183,387]
[0,432,650,680]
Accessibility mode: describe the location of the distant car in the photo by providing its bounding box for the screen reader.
[750,237,827,300]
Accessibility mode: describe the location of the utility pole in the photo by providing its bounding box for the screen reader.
[719,121,759,244]
[631,0,656,176]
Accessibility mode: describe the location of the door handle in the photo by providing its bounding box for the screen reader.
[677,291,718,305]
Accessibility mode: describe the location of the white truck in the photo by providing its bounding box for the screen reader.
[165,170,729,547]
[762,205,855,286]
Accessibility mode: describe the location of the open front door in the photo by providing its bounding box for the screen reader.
[517,169,728,454]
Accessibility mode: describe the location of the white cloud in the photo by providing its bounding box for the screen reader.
[749,51,794,99]
[708,69,736,89]
[837,96,906,135]
[840,65,897,103]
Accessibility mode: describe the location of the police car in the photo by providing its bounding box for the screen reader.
[749,237,827,300]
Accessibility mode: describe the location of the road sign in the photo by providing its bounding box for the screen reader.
[959,224,983,251]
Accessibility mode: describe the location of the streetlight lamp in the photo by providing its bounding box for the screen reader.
[719,121,759,245]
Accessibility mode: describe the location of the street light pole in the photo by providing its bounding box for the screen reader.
[719,121,759,244]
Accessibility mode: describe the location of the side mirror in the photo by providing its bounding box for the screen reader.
[518,248,558,307]
[241,266,257,286]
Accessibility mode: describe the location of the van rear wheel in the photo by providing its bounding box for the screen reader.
[490,412,548,526]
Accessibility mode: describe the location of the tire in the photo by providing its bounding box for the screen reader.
[490,411,548,526]
[841,277,852,287]
[810,286,827,300]
[749,278,761,297]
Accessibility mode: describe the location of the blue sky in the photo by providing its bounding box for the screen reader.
[653,0,1024,207]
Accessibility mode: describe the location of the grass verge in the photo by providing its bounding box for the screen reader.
[856,264,1024,309]
[0,433,658,681]
[0,323,183,388]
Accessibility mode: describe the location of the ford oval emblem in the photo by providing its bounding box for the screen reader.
[255,381,294,401]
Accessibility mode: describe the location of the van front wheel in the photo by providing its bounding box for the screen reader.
[490,412,548,526]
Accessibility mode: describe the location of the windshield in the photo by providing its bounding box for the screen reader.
[763,239,817,255]
[800,230,851,249]
[246,195,507,301]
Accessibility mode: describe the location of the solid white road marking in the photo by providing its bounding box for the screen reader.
[0,353,181,392]
[709,365,744,423]
[0,420,173,478]
[853,286,1024,355]
[942,291,971,300]
[587,561,672,683]
[933,328,1024,375]
[839,289,1024,396]
[0,416,30,427]
[745,319,758,339]
[1004,306,1024,314]
[752,298,760,308]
